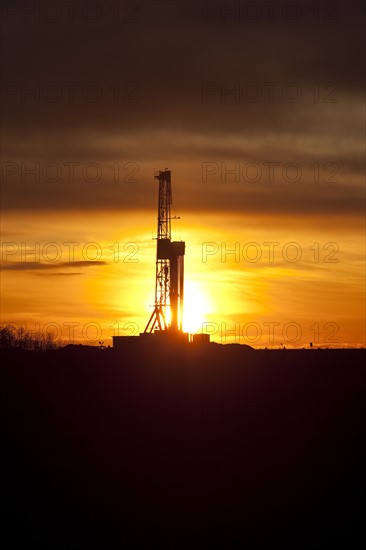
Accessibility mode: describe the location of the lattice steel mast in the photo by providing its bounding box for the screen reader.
[144,169,185,333]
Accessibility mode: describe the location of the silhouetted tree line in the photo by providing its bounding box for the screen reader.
[0,325,61,351]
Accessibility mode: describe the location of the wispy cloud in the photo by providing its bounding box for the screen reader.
[1,261,108,271]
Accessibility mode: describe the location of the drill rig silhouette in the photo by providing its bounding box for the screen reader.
[144,169,185,335]
[113,168,210,348]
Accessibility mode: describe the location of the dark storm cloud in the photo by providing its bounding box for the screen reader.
[1,160,363,220]
[1,0,364,216]
[2,1,364,131]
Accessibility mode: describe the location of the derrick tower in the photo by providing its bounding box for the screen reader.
[144,169,185,333]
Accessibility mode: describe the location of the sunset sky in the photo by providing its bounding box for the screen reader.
[1,0,365,347]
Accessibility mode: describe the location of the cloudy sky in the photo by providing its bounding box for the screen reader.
[1,0,365,346]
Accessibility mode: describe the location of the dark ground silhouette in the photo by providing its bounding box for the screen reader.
[1,345,365,547]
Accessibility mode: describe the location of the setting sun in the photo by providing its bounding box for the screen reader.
[182,280,212,334]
